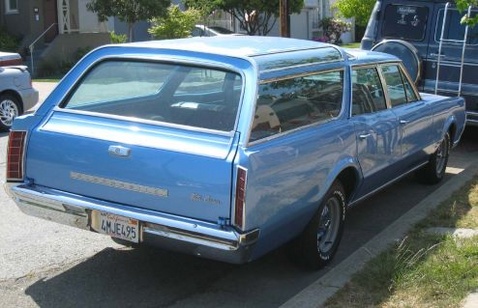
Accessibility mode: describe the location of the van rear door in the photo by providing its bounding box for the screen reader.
[425,4,478,97]
[372,2,435,83]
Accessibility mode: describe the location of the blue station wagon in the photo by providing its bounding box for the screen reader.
[5,36,466,269]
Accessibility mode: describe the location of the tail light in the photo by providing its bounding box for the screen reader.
[6,131,27,181]
[234,167,247,230]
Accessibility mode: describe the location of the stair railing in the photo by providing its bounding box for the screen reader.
[28,23,57,77]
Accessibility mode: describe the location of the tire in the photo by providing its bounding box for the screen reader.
[293,181,346,270]
[416,132,450,185]
[0,93,21,132]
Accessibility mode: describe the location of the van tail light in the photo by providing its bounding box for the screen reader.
[7,131,27,181]
[234,167,247,230]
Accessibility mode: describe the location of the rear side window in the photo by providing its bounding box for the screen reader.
[381,65,419,107]
[351,67,387,116]
[382,5,429,41]
[251,70,343,141]
[62,60,242,131]
[435,8,478,45]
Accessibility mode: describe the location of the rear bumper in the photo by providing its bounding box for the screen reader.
[5,183,259,264]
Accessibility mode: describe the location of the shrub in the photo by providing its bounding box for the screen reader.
[316,17,352,44]
[110,31,127,44]
[149,5,201,39]
[0,28,20,52]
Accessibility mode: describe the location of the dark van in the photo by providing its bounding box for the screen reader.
[361,0,478,126]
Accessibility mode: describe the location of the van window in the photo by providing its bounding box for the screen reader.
[435,8,478,45]
[382,4,429,41]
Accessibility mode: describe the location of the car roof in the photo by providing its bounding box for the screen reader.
[121,36,339,57]
[108,37,401,72]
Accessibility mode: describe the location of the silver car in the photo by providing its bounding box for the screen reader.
[0,52,38,131]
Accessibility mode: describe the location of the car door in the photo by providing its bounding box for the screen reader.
[349,66,401,198]
[381,64,433,168]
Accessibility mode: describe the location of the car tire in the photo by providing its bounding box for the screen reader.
[0,93,21,132]
[291,180,346,270]
[416,132,450,185]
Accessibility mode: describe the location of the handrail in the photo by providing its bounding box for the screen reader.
[29,23,57,76]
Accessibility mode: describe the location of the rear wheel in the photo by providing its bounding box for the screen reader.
[416,132,450,184]
[0,93,21,131]
[293,181,346,270]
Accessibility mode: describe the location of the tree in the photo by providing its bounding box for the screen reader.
[456,0,478,27]
[149,5,201,39]
[333,0,375,28]
[317,17,351,44]
[183,0,218,27]
[185,0,304,36]
[86,0,171,41]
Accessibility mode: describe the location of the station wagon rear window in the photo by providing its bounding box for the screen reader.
[382,5,428,41]
[62,60,242,131]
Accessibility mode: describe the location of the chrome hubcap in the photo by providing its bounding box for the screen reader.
[0,99,18,126]
[435,137,448,174]
[317,198,340,254]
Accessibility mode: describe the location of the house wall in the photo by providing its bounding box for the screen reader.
[41,32,110,64]
[3,0,45,48]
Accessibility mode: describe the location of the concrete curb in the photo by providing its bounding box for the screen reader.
[281,158,478,308]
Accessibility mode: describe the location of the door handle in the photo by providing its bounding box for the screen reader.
[400,120,408,125]
[359,133,371,139]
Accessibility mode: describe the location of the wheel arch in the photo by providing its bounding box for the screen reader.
[0,89,24,114]
[442,115,459,147]
[336,166,360,204]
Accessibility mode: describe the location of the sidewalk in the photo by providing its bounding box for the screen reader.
[281,159,478,308]
[463,292,478,308]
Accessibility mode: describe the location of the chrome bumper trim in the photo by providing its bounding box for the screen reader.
[5,183,259,263]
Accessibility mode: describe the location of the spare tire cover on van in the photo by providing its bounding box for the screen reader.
[371,39,422,84]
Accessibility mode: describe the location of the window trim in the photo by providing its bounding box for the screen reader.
[378,62,421,108]
[350,64,388,117]
[5,0,19,14]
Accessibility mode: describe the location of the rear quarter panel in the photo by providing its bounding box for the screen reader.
[238,120,358,257]
[421,93,466,148]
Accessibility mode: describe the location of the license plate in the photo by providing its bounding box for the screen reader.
[91,211,140,243]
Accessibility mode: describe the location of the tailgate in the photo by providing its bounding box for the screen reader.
[25,112,238,223]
